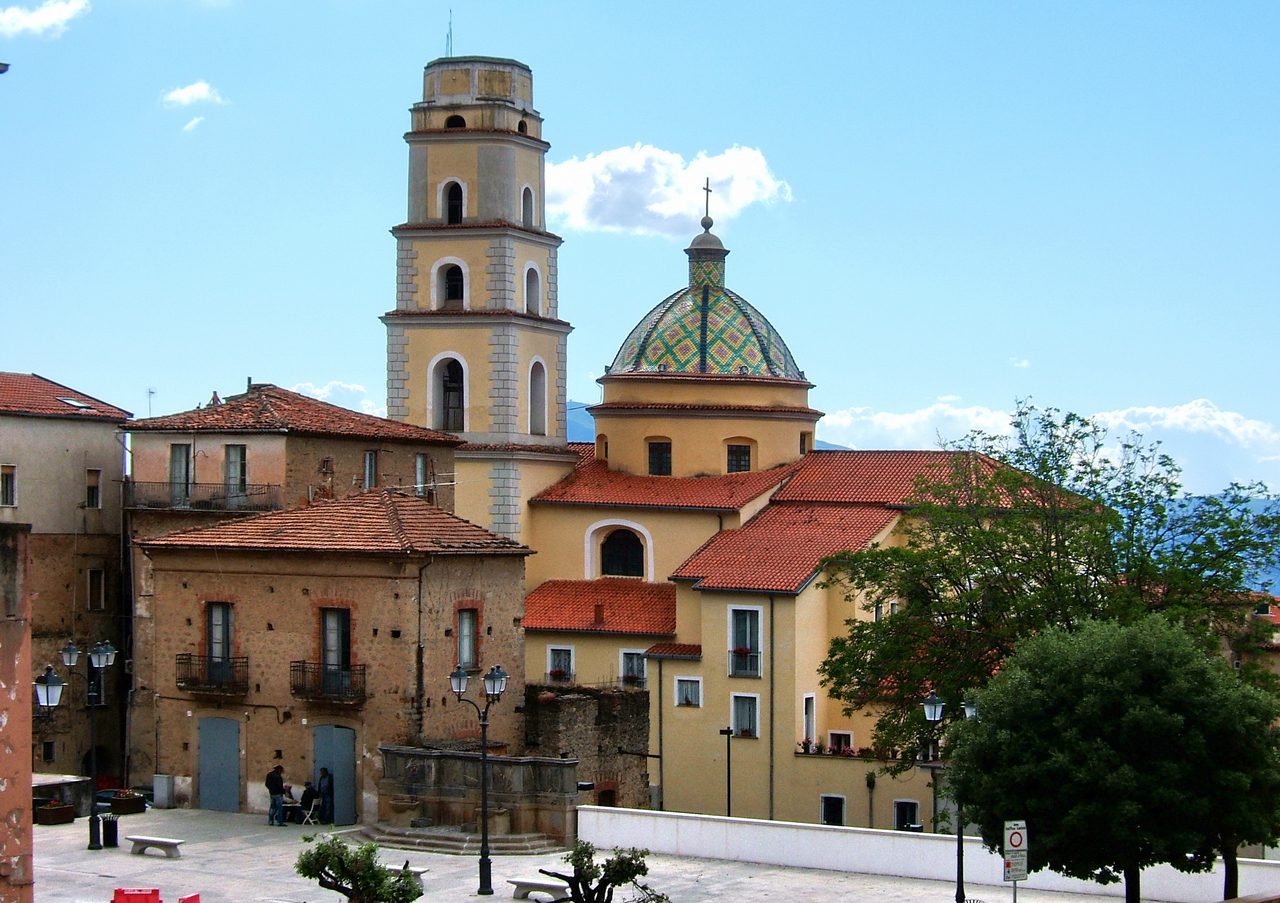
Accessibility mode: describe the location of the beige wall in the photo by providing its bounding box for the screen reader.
[525,630,667,688]
[131,547,527,821]
[0,415,124,534]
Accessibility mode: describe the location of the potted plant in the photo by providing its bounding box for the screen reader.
[548,667,568,682]
[621,673,642,687]
[732,645,752,657]
[110,789,147,815]
[35,800,75,825]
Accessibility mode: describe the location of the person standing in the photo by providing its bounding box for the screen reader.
[317,766,334,824]
[265,765,286,826]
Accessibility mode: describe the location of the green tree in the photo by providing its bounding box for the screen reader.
[294,835,424,903]
[818,402,1279,766]
[539,841,669,903]
[947,617,1280,903]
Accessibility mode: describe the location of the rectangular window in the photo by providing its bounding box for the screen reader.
[88,662,104,707]
[321,607,352,695]
[415,453,431,498]
[732,694,759,738]
[729,607,761,677]
[86,469,101,508]
[647,441,672,476]
[208,601,233,684]
[895,800,921,831]
[547,646,573,682]
[456,609,478,669]
[0,465,15,506]
[829,731,853,752]
[225,444,247,491]
[821,795,845,826]
[621,650,646,688]
[726,444,751,473]
[874,599,900,622]
[800,432,810,454]
[169,444,191,506]
[675,677,702,707]
[803,694,816,744]
[86,568,105,611]
[42,740,55,763]
[363,450,378,490]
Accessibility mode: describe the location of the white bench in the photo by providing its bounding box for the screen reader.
[124,835,185,859]
[507,878,569,900]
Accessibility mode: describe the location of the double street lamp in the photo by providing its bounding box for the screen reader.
[34,640,117,849]
[449,663,508,896]
[922,690,978,903]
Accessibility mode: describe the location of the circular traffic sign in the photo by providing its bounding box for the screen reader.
[1007,830,1024,849]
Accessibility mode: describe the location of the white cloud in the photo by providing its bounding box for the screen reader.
[546,144,791,237]
[1010,357,1030,369]
[182,116,205,133]
[1092,399,1280,450]
[162,80,227,107]
[0,0,89,37]
[291,380,386,418]
[820,401,1013,450]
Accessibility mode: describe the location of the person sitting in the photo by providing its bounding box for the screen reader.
[296,781,319,823]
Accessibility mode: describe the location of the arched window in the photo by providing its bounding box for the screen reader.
[446,182,463,224]
[529,361,547,436]
[595,433,608,463]
[440,265,464,310]
[517,119,528,135]
[433,358,465,431]
[601,529,643,577]
[445,114,466,129]
[525,267,540,315]
[522,187,534,228]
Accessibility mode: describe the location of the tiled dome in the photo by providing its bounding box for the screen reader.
[607,223,805,381]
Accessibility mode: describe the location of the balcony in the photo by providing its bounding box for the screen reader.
[729,649,761,677]
[290,662,367,705]
[125,481,282,512]
[175,654,249,696]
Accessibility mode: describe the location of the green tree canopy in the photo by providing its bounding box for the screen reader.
[295,835,424,903]
[817,402,1280,763]
[947,616,1280,903]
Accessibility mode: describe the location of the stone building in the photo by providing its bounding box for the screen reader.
[0,523,33,903]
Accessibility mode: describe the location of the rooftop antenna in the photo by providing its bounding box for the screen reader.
[146,388,155,417]
[445,10,453,57]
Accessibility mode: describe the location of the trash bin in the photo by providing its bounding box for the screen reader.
[102,814,119,848]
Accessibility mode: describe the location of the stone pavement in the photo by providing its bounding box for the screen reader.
[32,808,1115,903]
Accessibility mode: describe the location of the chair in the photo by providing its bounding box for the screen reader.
[301,799,320,825]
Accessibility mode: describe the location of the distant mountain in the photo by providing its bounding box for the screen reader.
[566,401,847,449]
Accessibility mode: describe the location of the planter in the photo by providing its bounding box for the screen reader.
[111,796,147,815]
[35,804,75,825]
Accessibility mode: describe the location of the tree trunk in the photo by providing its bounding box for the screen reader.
[1124,863,1141,903]
[1223,845,1239,901]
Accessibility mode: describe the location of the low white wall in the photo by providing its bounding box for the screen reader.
[578,806,1280,903]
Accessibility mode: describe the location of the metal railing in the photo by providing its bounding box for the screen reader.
[175,654,249,695]
[729,650,761,677]
[544,671,576,684]
[125,481,282,512]
[289,661,367,704]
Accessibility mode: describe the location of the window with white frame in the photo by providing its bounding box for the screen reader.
[86,568,105,611]
[803,694,816,745]
[456,608,478,669]
[85,469,101,508]
[732,693,759,738]
[0,465,13,506]
[675,677,702,707]
[874,598,900,622]
[547,646,573,682]
[729,607,761,676]
[828,730,853,753]
[620,650,646,688]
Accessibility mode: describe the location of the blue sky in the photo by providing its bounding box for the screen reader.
[3,1,1278,495]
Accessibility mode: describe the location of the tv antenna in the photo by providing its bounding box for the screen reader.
[445,10,453,57]
[146,387,155,417]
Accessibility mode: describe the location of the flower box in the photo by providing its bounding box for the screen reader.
[35,803,75,825]
[110,795,147,815]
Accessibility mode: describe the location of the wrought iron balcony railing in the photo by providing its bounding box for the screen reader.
[729,649,762,677]
[125,481,282,512]
[175,653,249,696]
[289,661,367,704]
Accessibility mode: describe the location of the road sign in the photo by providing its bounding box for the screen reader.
[1004,820,1028,882]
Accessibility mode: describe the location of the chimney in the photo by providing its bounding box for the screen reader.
[593,603,605,626]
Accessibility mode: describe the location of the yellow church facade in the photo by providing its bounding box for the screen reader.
[387,54,945,830]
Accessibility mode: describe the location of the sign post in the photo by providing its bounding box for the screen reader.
[1004,819,1028,902]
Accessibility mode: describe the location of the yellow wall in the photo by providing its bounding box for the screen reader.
[131,433,287,486]
[525,630,666,688]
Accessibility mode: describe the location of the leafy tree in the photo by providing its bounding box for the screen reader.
[946,617,1280,903]
[818,401,1280,766]
[295,834,424,903]
[539,841,669,903]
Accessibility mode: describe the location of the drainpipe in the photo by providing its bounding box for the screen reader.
[415,558,432,738]
[656,658,664,810]
[768,594,776,820]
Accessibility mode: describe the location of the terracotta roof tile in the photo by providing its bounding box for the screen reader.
[672,502,898,594]
[457,442,580,456]
[523,579,675,635]
[645,643,702,659]
[127,384,462,444]
[588,401,822,417]
[531,460,798,511]
[138,489,528,556]
[0,373,130,421]
[776,450,991,505]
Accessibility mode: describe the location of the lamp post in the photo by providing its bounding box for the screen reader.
[923,690,978,903]
[449,663,508,896]
[718,726,733,817]
[60,640,116,850]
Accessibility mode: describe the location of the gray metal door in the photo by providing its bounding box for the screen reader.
[313,724,357,825]
[198,716,240,811]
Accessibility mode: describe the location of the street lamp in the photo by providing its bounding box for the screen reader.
[34,665,66,712]
[718,726,734,817]
[60,640,117,850]
[449,662,508,896]
[923,690,979,903]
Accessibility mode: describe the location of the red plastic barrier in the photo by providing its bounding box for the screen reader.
[112,890,161,903]
[178,895,201,903]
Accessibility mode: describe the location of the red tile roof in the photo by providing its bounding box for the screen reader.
[588,401,822,417]
[523,579,676,635]
[645,643,702,659]
[531,459,799,511]
[0,373,130,421]
[776,450,992,505]
[127,384,462,444]
[672,502,898,594]
[138,489,527,556]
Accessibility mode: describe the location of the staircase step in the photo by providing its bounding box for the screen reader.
[356,824,566,856]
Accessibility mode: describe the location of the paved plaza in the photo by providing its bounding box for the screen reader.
[30,808,1118,903]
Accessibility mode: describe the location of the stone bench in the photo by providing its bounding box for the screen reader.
[124,835,185,859]
[507,877,569,900]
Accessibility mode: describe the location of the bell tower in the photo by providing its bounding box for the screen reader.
[383,56,575,538]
